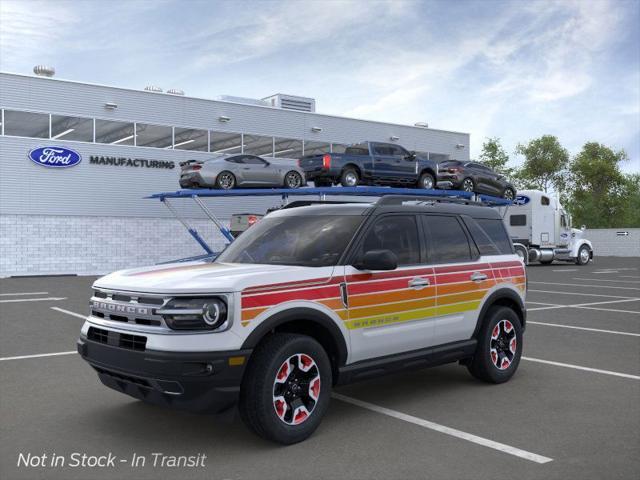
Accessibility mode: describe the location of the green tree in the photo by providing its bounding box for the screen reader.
[515,135,569,193]
[479,137,511,173]
[565,142,635,228]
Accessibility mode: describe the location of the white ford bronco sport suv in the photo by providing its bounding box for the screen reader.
[78,195,526,444]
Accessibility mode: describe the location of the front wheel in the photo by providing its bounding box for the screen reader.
[239,333,332,444]
[284,171,303,189]
[417,172,435,189]
[467,306,523,383]
[576,245,591,265]
[503,187,515,200]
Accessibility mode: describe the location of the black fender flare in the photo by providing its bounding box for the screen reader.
[240,307,348,367]
[472,289,526,338]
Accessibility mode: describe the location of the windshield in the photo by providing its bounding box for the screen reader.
[215,215,364,267]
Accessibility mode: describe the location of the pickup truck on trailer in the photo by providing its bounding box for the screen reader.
[299,141,441,189]
[77,189,526,445]
[502,190,593,265]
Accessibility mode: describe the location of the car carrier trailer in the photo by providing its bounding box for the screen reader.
[147,186,512,258]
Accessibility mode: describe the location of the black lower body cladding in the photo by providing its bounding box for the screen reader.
[77,336,251,413]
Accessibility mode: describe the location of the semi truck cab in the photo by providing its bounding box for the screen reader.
[502,190,593,265]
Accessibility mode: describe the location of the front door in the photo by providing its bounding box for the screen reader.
[343,214,437,363]
[241,155,278,185]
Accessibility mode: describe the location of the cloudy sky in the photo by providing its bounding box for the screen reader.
[1,0,638,172]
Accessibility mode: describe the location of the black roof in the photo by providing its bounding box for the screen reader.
[270,197,502,220]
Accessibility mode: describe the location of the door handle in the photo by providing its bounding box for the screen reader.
[470,272,488,282]
[408,277,430,290]
[242,167,251,170]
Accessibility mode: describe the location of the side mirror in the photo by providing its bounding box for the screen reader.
[354,249,398,271]
[581,225,586,231]
[405,151,416,160]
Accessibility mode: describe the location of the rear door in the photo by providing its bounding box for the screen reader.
[421,214,489,345]
[343,214,436,362]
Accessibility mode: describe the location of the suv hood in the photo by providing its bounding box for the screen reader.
[94,261,330,294]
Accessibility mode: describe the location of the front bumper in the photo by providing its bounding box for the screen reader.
[77,336,251,413]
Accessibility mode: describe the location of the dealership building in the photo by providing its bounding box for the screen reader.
[0,70,470,277]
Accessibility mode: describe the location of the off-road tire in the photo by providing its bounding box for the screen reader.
[239,333,332,444]
[467,306,523,384]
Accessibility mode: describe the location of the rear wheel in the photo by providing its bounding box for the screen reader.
[467,306,522,383]
[284,171,303,189]
[576,245,591,265]
[239,333,332,444]
[417,172,435,189]
[216,171,236,190]
[340,168,359,187]
[461,177,475,192]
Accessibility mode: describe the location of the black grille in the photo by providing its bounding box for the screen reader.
[120,333,147,351]
[109,314,128,322]
[138,296,164,306]
[87,327,147,351]
[88,326,108,343]
[112,293,132,302]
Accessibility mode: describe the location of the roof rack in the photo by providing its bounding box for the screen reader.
[147,186,511,256]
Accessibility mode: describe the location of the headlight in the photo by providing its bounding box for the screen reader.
[158,297,228,331]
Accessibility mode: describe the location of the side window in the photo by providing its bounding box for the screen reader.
[389,145,408,157]
[422,215,472,263]
[243,155,267,165]
[226,156,244,164]
[561,214,567,228]
[472,218,513,254]
[373,145,392,156]
[359,215,420,266]
[510,215,527,226]
[541,196,550,206]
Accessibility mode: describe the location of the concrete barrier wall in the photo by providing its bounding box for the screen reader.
[586,228,640,257]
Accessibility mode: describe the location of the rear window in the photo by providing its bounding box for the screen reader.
[422,215,472,263]
[464,218,513,255]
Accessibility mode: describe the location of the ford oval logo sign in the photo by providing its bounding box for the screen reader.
[514,195,530,206]
[28,146,82,168]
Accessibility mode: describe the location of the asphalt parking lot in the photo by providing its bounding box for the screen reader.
[1,257,639,480]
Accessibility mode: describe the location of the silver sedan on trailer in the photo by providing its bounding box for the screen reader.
[179,154,307,189]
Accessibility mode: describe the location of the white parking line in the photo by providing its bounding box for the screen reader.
[0,297,67,303]
[529,281,640,291]
[620,275,640,279]
[574,306,640,315]
[51,307,87,319]
[332,393,553,464]
[527,321,640,337]
[522,357,640,380]
[529,289,636,299]
[527,298,640,312]
[552,269,578,272]
[573,278,640,284]
[0,351,76,362]
[0,291,49,296]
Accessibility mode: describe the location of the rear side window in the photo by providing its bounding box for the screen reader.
[510,215,526,226]
[422,215,472,263]
[359,215,420,266]
[541,196,550,205]
[465,218,513,255]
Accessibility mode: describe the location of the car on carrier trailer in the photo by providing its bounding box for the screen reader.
[77,190,526,444]
[502,190,593,265]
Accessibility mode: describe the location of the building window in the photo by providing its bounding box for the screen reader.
[3,110,49,138]
[95,119,135,145]
[273,137,303,159]
[210,131,243,154]
[244,134,274,156]
[135,123,173,149]
[51,115,94,142]
[303,140,331,156]
[173,127,208,151]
